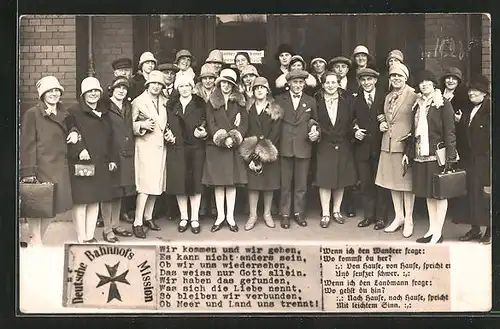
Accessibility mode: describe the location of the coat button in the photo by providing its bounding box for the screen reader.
[125,137,129,141]
[334,145,339,150]
[259,135,264,140]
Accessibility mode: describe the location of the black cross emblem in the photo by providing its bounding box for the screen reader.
[95,262,130,303]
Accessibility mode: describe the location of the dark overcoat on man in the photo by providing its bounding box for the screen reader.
[20,102,73,215]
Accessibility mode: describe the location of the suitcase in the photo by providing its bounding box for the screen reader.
[19,181,56,218]
[432,169,467,200]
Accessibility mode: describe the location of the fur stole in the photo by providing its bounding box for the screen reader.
[209,87,246,109]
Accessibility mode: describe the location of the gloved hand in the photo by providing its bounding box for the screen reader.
[444,161,454,172]
[224,137,234,148]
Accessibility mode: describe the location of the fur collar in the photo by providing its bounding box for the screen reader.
[209,87,246,109]
[252,99,283,121]
[414,89,444,110]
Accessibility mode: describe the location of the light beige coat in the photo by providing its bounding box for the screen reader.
[132,90,168,195]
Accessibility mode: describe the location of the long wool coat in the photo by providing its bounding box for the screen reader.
[131,90,169,195]
[66,101,116,204]
[202,87,249,186]
[102,98,136,197]
[165,94,207,195]
[456,99,491,226]
[314,91,358,189]
[20,102,73,216]
[239,100,283,191]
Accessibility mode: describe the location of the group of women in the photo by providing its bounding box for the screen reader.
[19,44,491,246]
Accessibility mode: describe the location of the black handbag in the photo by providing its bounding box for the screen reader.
[432,169,467,200]
[19,180,57,218]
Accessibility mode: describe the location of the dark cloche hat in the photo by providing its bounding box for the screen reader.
[469,74,490,94]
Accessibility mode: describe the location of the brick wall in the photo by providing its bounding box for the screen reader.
[19,15,77,110]
[423,14,468,78]
[93,15,134,89]
[481,14,491,79]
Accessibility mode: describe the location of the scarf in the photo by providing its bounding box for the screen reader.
[324,93,339,127]
[414,89,444,158]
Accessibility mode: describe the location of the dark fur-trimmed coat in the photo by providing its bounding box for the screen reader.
[239,100,284,163]
[202,87,249,186]
[239,99,284,190]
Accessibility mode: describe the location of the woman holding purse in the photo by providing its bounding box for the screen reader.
[403,70,457,244]
[202,68,248,232]
[165,75,208,234]
[376,63,418,238]
[66,77,116,243]
[131,70,169,239]
[20,76,73,247]
[239,77,283,230]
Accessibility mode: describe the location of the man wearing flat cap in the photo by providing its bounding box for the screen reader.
[328,56,358,97]
[275,69,320,229]
[157,62,180,100]
[352,68,390,231]
[112,57,133,80]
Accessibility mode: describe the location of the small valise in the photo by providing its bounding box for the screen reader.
[432,169,467,200]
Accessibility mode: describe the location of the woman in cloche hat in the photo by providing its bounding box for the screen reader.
[456,74,491,244]
[202,68,249,233]
[129,51,157,100]
[164,75,208,234]
[130,70,169,239]
[404,70,457,244]
[238,77,284,230]
[98,76,135,243]
[20,76,73,247]
[66,76,116,243]
[376,62,418,239]
[175,49,196,81]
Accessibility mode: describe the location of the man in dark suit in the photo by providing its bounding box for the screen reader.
[327,56,358,217]
[275,70,320,228]
[352,68,390,230]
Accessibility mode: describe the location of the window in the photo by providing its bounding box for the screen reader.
[216,14,267,65]
[152,15,184,62]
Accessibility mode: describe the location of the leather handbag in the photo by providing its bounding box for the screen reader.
[19,181,56,218]
[432,169,467,200]
[74,163,95,177]
[435,142,460,166]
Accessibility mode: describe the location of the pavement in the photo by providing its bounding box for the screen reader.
[19,206,485,245]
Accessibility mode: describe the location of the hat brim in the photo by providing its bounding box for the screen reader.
[441,73,462,83]
[468,84,489,94]
[199,73,218,79]
[145,80,166,88]
[215,76,237,87]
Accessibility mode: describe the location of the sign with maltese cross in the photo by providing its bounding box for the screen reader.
[95,262,130,303]
[63,243,157,309]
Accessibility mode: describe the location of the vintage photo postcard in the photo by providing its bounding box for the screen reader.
[17,13,492,313]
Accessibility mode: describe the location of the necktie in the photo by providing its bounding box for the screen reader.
[367,93,373,109]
